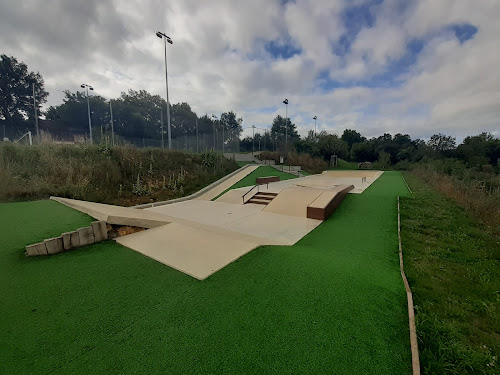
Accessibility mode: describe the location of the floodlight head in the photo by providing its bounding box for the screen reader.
[283,99,288,105]
[81,84,85,88]
[167,37,173,44]
[156,31,163,38]
[89,87,94,91]
[313,116,317,120]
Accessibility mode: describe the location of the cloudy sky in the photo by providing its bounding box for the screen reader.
[1,0,499,141]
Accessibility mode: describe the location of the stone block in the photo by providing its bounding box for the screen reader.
[99,221,108,240]
[44,237,64,254]
[61,232,72,250]
[35,242,48,255]
[91,221,108,242]
[26,242,47,256]
[70,231,80,248]
[78,226,95,246]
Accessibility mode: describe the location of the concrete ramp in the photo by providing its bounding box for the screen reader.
[50,197,171,228]
[263,187,324,218]
[115,222,258,280]
[263,185,354,220]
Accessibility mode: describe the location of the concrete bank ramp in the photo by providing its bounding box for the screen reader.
[116,222,259,280]
[50,197,171,228]
[263,185,354,219]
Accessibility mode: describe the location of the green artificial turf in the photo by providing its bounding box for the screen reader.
[0,172,412,374]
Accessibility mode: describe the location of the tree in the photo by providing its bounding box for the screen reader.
[271,115,299,150]
[0,54,48,135]
[46,90,108,133]
[427,133,456,154]
[220,111,243,148]
[317,132,348,160]
[341,129,366,151]
[350,141,377,162]
[456,132,500,166]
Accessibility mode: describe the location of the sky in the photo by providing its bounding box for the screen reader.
[1,0,499,142]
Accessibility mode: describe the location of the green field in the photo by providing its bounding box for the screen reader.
[0,172,412,374]
[400,173,500,374]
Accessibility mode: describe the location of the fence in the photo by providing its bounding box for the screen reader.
[1,125,242,153]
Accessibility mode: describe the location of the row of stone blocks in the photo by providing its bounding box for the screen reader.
[26,221,108,256]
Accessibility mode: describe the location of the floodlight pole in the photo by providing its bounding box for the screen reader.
[32,83,40,143]
[81,84,93,144]
[211,114,217,151]
[156,31,173,149]
[313,116,317,138]
[160,109,164,149]
[110,100,115,146]
[196,118,199,153]
[283,98,288,152]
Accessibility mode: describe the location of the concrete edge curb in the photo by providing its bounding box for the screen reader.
[133,164,257,209]
[398,196,420,375]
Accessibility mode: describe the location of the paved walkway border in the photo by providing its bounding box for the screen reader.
[398,196,420,375]
[134,164,257,209]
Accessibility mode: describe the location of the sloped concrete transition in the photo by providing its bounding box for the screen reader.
[44,170,382,280]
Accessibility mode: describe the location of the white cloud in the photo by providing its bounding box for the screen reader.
[1,0,499,142]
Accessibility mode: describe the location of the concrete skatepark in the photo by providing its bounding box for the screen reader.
[51,168,383,280]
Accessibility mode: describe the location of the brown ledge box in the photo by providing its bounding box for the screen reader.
[25,221,108,256]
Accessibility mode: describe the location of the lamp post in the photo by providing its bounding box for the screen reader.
[156,31,173,150]
[81,84,94,144]
[283,98,288,152]
[221,118,225,154]
[313,116,317,138]
[211,114,217,151]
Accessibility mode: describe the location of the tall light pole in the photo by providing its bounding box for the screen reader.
[313,116,317,138]
[156,31,173,150]
[110,100,115,146]
[32,83,40,143]
[81,84,94,144]
[283,98,288,152]
[221,118,225,154]
[211,114,217,151]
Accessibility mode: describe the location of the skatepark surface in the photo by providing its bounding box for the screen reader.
[52,169,383,280]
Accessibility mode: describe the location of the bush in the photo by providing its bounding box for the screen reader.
[258,151,327,174]
[0,143,237,206]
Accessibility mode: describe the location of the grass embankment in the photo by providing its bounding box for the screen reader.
[212,165,298,200]
[400,173,500,374]
[1,172,412,374]
[0,144,237,206]
[235,161,256,167]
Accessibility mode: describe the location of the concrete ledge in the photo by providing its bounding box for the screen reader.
[307,185,354,221]
[398,197,420,375]
[134,164,257,209]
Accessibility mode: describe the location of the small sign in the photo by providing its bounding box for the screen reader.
[280,156,284,164]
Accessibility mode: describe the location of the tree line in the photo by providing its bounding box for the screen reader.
[1,53,499,169]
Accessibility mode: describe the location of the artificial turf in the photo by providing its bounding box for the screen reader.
[0,172,412,374]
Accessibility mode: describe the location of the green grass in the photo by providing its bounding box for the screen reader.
[0,172,412,374]
[331,159,359,170]
[400,173,500,374]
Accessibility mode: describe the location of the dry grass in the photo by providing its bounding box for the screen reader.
[0,143,237,206]
[411,167,500,234]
